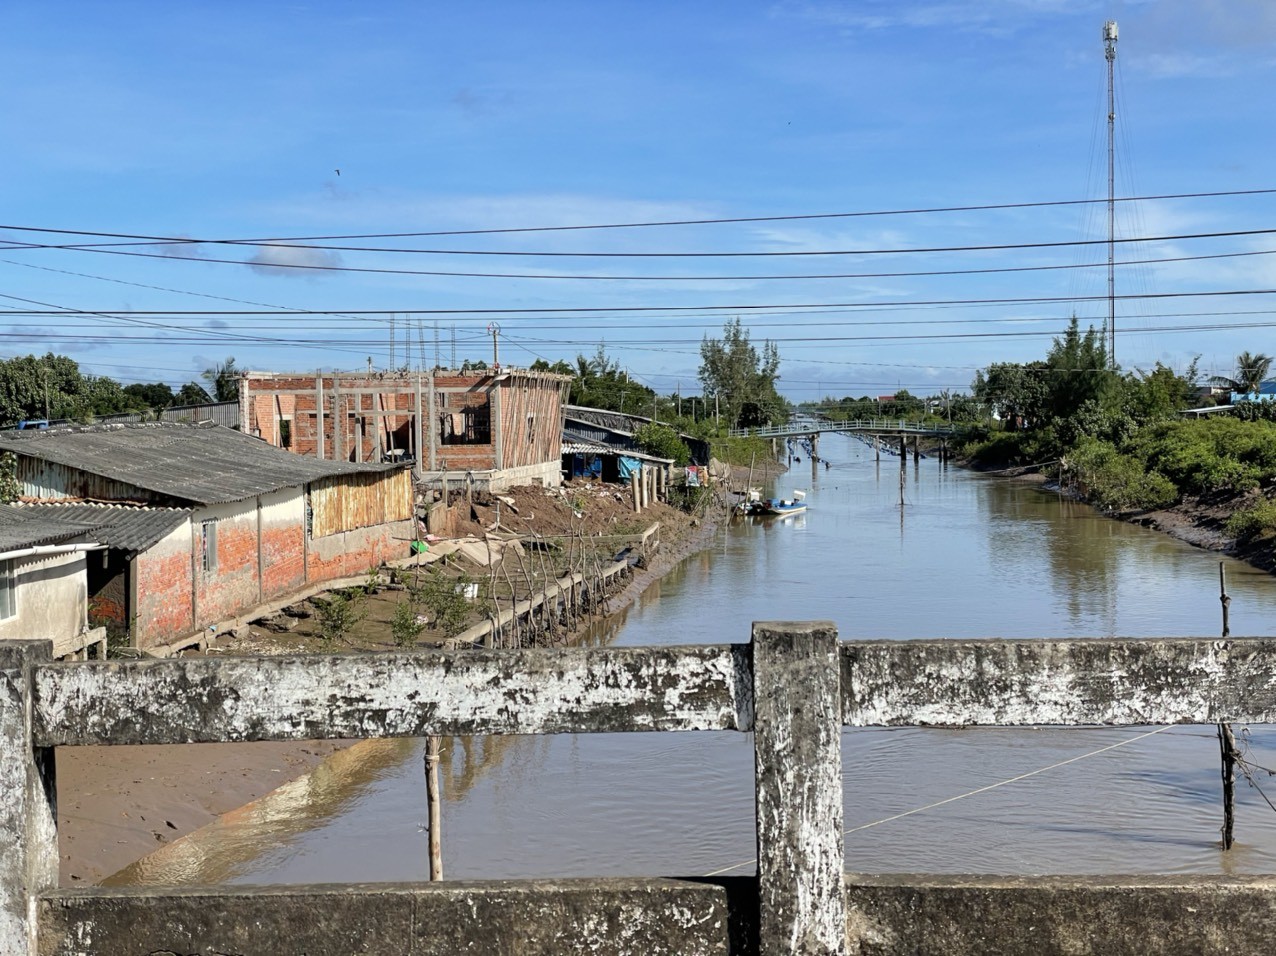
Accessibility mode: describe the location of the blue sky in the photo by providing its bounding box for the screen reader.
[3,0,1276,401]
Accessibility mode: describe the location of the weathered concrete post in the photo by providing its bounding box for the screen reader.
[751,621,846,955]
[631,469,641,513]
[0,641,58,956]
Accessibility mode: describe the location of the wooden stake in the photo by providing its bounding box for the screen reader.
[1218,562,1236,850]
[1220,562,1231,638]
[425,735,443,879]
[1219,721,1237,851]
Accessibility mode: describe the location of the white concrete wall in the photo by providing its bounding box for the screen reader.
[0,552,89,655]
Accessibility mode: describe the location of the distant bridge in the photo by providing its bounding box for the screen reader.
[728,417,962,440]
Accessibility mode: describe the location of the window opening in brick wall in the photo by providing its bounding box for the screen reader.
[440,397,491,445]
[279,417,292,449]
[0,559,14,620]
[201,520,218,573]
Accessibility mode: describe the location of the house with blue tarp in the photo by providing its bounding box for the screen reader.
[1231,381,1276,403]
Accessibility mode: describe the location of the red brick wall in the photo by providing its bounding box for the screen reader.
[194,503,260,626]
[260,489,306,598]
[306,520,414,584]
[135,524,194,649]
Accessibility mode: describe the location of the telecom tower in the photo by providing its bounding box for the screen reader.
[1105,20,1118,369]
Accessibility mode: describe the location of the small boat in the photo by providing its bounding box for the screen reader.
[752,497,807,517]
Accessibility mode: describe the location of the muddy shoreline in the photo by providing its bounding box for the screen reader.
[57,469,757,886]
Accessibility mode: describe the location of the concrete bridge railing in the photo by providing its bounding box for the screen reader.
[5,628,1276,954]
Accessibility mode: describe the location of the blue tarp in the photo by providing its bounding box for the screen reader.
[617,456,642,480]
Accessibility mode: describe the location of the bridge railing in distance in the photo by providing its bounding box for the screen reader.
[6,629,1276,955]
[727,418,961,438]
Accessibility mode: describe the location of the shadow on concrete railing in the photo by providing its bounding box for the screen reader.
[5,628,1276,954]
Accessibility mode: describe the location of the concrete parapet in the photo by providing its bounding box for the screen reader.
[38,879,731,956]
[844,874,1276,955]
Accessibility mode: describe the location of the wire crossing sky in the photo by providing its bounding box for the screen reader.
[3,1,1276,397]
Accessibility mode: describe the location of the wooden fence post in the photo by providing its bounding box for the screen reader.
[0,641,58,956]
[751,621,846,955]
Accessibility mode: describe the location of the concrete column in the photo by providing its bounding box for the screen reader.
[630,470,641,513]
[427,371,437,472]
[333,378,344,462]
[315,373,325,460]
[0,641,58,956]
[491,387,503,470]
[751,621,846,955]
[912,437,920,464]
[413,374,424,482]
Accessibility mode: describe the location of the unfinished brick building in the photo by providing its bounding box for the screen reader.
[239,369,570,491]
[0,422,413,653]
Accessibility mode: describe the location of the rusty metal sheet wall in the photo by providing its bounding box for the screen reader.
[16,458,155,504]
[309,469,412,538]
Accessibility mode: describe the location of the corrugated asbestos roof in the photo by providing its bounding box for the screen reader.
[0,503,105,552]
[0,421,403,506]
[13,503,189,552]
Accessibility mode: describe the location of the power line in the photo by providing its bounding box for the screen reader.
[9,247,1275,283]
[1,188,1272,243]
[6,227,1276,263]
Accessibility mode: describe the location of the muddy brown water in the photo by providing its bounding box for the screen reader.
[112,437,1276,885]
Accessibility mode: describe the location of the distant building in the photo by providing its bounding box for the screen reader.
[0,422,412,653]
[1230,381,1276,404]
[240,369,570,490]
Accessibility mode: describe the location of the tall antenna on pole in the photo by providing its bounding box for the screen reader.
[1105,19,1119,370]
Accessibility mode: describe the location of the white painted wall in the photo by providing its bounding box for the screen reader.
[0,552,90,654]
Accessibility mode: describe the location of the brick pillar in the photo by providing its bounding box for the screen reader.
[0,641,58,956]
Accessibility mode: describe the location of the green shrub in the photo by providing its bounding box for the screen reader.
[315,591,366,646]
[413,572,475,637]
[391,598,427,648]
[1065,438,1178,512]
[634,423,691,465]
[1225,500,1276,542]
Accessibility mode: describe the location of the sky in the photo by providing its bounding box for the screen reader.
[3,0,1276,403]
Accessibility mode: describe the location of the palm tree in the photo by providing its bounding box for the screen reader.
[1209,351,1274,395]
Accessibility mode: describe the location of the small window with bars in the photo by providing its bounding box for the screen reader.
[201,520,218,573]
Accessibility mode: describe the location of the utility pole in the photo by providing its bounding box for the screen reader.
[1105,20,1119,370]
[487,322,501,370]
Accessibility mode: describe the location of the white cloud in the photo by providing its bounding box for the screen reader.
[246,244,343,277]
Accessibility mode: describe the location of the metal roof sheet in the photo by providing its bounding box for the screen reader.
[0,421,404,506]
[13,503,189,552]
[0,503,105,552]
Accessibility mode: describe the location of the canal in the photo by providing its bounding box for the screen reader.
[110,434,1276,886]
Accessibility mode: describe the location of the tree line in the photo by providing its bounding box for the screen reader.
[0,354,239,427]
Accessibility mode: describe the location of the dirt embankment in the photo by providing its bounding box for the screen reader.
[59,471,747,886]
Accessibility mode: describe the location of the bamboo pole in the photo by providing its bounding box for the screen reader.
[425,735,443,880]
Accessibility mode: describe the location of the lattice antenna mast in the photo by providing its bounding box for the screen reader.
[1105,19,1119,370]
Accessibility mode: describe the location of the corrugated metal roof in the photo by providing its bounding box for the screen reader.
[561,433,674,465]
[0,503,104,552]
[0,421,404,506]
[13,503,189,552]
